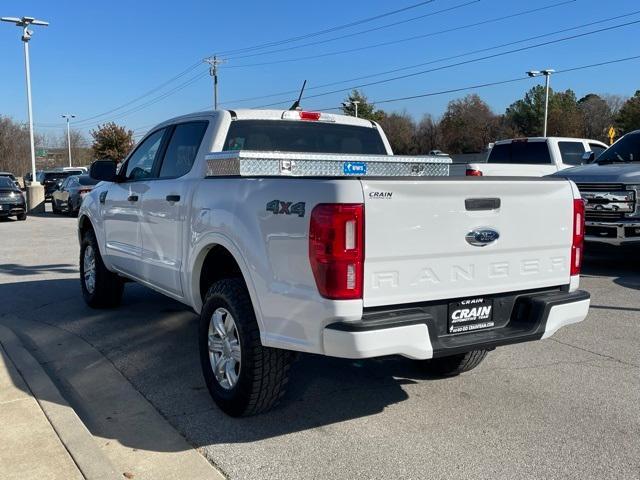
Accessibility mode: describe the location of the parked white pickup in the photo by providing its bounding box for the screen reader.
[78,109,590,416]
[467,137,608,177]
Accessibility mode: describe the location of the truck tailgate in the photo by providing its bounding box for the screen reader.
[362,179,574,307]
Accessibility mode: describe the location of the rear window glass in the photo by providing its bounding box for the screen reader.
[39,171,72,182]
[588,143,607,159]
[558,141,586,165]
[487,142,552,165]
[597,132,640,163]
[223,120,386,155]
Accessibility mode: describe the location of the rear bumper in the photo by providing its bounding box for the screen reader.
[323,289,590,360]
[585,220,640,245]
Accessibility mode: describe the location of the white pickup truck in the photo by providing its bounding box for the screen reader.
[79,109,590,416]
[466,137,608,177]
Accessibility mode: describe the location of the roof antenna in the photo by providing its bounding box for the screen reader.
[289,80,307,111]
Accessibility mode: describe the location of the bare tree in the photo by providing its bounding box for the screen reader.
[378,111,417,155]
[0,116,31,176]
[439,94,496,153]
[602,94,627,117]
[578,94,611,142]
[60,128,92,166]
[414,114,440,154]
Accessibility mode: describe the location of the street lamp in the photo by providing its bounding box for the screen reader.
[1,15,49,212]
[341,100,361,118]
[61,114,76,167]
[526,68,555,137]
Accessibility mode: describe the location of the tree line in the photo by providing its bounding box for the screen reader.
[1,86,639,173]
[343,88,640,155]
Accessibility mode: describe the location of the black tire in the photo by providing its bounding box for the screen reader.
[16,212,27,221]
[79,229,124,308]
[51,199,59,214]
[418,350,488,377]
[199,278,293,417]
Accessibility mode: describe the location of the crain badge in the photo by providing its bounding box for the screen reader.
[369,191,393,199]
[343,161,367,175]
[465,228,499,247]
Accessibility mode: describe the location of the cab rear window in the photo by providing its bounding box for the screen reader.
[223,120,386,155]
[487,142,552,165]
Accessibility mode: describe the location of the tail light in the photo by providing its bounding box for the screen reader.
[309,204,364,299]
[466,168,483,176]
[79,188,92,194]
[571,198,585,276]
[299,111,322,121]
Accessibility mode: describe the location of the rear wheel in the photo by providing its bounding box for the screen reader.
[418,350,488,377]
[80,230,124,308]
[199,278,293,416]
[51,199,60,214]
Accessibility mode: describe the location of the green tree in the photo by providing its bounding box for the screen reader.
[505,86,583,137]
[340,89,384,122]
[439,94,496,153]
[90,122,134,162]
[615,90,640,134]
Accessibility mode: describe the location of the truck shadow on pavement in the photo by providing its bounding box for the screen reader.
[582,244,640,292]
[0,278,445,451]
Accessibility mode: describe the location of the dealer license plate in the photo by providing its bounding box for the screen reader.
[447,297,494,334]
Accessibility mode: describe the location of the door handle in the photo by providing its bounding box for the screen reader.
[127,194,139,202]
[166,194,180,202]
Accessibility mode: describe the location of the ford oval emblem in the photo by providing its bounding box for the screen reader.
[465,228,499,247]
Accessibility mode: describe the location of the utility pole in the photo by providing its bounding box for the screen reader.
[62,114,75,167]
[526,68,555,137]
[204,56,225,110]
[2,15,49,213]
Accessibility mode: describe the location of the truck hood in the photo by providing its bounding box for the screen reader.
[552,163,640,183]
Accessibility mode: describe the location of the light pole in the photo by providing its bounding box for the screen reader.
[61,114,75,167]
[526,69,555,137]
[341,100,361,117]
[1,15,48,213]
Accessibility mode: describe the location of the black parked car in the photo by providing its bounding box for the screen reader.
[0,176,26,221]
[37,169,85,200]
[51,175,99,215]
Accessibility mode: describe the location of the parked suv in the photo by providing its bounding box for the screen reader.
[467,137,608,176]
[554,130,640,245]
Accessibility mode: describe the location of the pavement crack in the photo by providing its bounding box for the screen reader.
[549,338,639,368]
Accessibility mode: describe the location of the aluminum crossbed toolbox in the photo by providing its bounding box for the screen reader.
[205,150,451,178]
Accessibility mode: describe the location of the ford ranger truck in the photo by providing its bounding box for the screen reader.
[554,130,640,245]
[78,109,591,416]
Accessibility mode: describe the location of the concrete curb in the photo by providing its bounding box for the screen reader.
[0,316,225,480]
[0,324,120,480]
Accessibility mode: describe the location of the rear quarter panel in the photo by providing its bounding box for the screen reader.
[187,177,364,353]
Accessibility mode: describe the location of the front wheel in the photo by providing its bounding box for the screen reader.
[16,212,27,221]
[418,350,488,377]
[80,230,124,308]
[199,278,293,416]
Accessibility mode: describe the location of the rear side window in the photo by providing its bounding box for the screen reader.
[223,120,386,155]
[588,143,607,159]
[487,141,552,165]
[558,141,585,165]
[159,122,208,178]
[78,175,99,186]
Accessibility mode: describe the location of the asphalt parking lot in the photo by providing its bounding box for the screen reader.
[0,213,638,480]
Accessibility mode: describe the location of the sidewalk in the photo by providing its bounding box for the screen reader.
[0,344,83,480]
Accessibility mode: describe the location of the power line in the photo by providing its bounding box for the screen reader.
[214,0,437,57]
[314,54,640,109]
[218,6,636,108]
[253,18,640,108]
[226,0,576,69]
[224,0,481,61]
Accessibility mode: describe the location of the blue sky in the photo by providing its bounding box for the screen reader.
[1,0,639,142]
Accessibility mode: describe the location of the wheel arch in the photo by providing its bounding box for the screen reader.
[190,240,264,332]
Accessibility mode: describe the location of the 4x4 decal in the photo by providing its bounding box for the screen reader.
[266,200,306,218]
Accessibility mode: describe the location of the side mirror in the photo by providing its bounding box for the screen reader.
[89,160,118,182]
[581,151,595,163]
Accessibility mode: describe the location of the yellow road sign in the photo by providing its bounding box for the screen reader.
[608,126,616,145]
